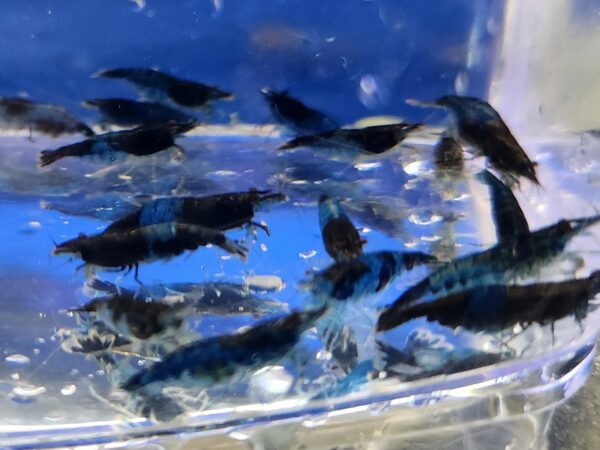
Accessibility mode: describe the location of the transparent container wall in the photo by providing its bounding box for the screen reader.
[491,0,600,133]
[1,1,600,449]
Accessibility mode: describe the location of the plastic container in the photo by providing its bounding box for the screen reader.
[0,2,599,449]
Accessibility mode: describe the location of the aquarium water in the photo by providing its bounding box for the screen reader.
[0,1,599,449]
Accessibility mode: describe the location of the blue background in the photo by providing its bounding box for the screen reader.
[0,0,502,125]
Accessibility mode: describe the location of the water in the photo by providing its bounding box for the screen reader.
[0,1,599,447]
[1,126,600,448]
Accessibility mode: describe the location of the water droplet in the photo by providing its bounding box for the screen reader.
[28,221,42,228]
[5,354,30,365]
[33,348,41,355]
[11,373,20,381]
[260,243,268,252]
[60,384,77,396]
[420,235,441,242]
[36,337,46,345]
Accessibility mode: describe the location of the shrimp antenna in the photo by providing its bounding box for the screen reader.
[46,230,59,247]
[45,231,65,266]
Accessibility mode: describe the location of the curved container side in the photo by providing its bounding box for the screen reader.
[3,333,596,450]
